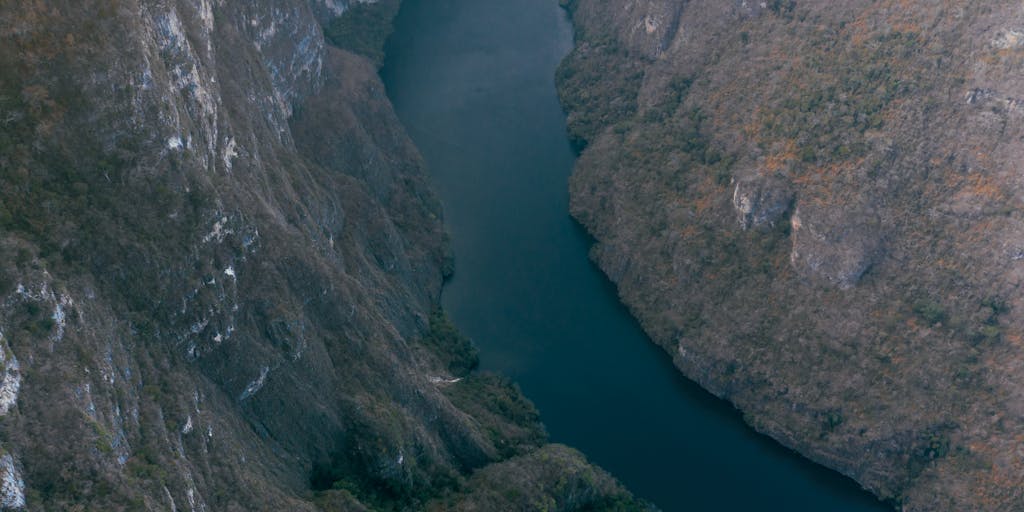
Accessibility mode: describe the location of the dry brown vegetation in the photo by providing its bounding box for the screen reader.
[559,0,1024,509]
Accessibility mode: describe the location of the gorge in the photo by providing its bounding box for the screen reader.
[383,0,888,510]
[3,0,1024,510]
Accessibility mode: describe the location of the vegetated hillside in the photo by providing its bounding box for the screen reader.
[558,0,1024,510]
[0,1,648,510]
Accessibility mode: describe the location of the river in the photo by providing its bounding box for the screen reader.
[381,1,890,510]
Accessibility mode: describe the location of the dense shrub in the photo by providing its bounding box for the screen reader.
[323,0,402,66]
[420,309,479,376]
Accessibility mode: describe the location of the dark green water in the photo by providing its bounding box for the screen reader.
[381,1,890,510]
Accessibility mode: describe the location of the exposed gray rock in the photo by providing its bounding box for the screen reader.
[0,454,24,510]
[306,0,381,25]
[732,174,794,230]
[789,203,883,289]
[570,0,683,59]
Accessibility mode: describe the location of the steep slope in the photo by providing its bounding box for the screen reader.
[558,0,1024,510]
[0,1,646,510]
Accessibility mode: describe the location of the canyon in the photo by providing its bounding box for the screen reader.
[5,0,1022,510]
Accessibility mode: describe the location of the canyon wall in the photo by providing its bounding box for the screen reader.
[0,1,645,510]
[559,1,1024,509]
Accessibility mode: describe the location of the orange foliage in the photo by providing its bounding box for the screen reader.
[955,173,1007,204]
[762,140,797,174]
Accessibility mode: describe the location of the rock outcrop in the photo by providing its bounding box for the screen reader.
[789,202,882,289]
[732,174,793,230]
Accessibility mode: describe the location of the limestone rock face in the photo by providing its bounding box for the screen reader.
[0,2,449,508]
[732,175,793,230]
[307,0,379,25]
[569,0,684,59]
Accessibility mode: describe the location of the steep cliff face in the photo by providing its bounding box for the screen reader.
[0,1,645,510]
[559,1,1024,509]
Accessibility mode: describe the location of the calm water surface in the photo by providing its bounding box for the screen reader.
[382,1,890,510]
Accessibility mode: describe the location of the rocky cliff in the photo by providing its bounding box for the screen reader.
[0,1,646,510]
[558,0,1024,510]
